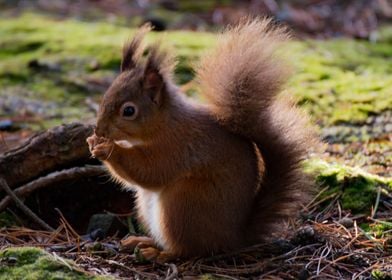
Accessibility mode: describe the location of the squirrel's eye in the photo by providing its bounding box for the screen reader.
[120,102,138,120]
[123,106,135,117]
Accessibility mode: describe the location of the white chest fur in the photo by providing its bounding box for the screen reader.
[137,189,167,249]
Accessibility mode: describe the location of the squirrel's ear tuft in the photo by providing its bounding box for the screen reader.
[121,23,151,72]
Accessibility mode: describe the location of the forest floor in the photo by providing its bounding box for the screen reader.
[0,13,391,279]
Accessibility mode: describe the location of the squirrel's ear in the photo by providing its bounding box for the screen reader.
[143,59,164,106]
[142,44,174,106]
[121,24,151,72]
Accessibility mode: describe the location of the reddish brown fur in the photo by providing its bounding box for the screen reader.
[87,18,318,259]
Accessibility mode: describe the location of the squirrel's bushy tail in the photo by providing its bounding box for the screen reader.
[197,18,318,239]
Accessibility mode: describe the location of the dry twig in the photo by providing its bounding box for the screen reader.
[0,178,54,231]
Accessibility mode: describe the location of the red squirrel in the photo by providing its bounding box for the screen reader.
[87,18,318,262]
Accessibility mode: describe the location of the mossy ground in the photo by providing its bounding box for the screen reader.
[1,14,391,128]
[0,247,107,279]
[289,39,392,126]
[0,13,214,129]
[305,159,392,213]
[305,159,392,244]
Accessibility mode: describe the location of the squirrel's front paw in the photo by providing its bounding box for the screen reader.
[86,135,98,153]
[86,135,114,160]
[91,143,114,160]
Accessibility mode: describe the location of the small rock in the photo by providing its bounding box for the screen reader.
[338,217,354,228]
[86,213,115,240]
[89,228,105,241]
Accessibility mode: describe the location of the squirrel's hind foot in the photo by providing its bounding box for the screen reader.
[120,235,155,251]
[121,236,176,263]
[138,247,176,263]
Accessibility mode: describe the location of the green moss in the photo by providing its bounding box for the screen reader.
[0,247,107,280]
[0,13,215,129]
[0,212,18,228]
[368,221,392,238]
[289,40,392,125]
[305,159,392,213]
[372,269,392,280]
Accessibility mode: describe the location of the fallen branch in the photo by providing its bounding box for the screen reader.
[0,165,107,212]
[0,123,94,190]
[0,177,54,231]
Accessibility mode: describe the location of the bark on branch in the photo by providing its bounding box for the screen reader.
[0,123,94,190]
